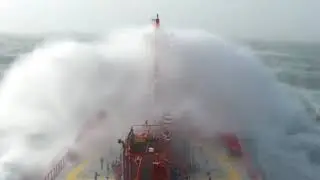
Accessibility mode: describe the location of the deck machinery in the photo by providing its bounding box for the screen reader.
[112,120,195,180]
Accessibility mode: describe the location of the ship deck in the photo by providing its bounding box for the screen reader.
[58,140,252,180]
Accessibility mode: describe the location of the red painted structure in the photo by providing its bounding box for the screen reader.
[220,133,243,157]
[113,121,190,180]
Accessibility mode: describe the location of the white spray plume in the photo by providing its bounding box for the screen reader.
[0,27,318,180]
[0,27,155,179]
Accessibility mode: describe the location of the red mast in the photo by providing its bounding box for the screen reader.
[152,14,160,28]
[112,14,190,180]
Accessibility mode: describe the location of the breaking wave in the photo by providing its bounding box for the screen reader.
[0,26,318,180]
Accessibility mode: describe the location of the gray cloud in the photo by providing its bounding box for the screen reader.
[0,0,319,41]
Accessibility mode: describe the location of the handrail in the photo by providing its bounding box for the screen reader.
[131,124,161,127]
[43,110,107,180]
[43,155,66,180]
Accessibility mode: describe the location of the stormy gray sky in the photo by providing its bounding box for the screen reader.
[0,0,319,41]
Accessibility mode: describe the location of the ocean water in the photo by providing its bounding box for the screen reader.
[248,41,320,118]
[0,31,319,180]
[243,40,320,180]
